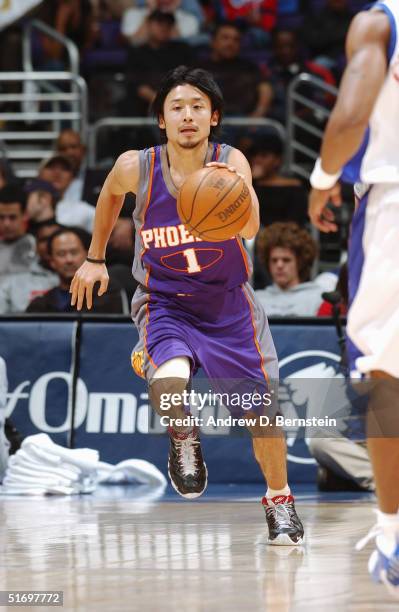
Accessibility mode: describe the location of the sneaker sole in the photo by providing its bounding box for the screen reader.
[167,461,208,500]
[267,533,304,546]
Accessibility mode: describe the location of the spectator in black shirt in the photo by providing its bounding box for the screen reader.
[197,22,272,117]
[302,0,353,71]
[266,29,336,123]
[27,228,128,313]
[249,134,308,227]
[123,10,194,116]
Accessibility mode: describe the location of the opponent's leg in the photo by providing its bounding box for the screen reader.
[347,188,399,595]
[357,371,399,597]
[367,371,399,512]
[149,357,207,499]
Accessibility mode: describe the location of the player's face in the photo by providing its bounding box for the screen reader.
[160,85,219,149]
[0,203,27,242]
[50,233,87,285]
[269,247,299,289]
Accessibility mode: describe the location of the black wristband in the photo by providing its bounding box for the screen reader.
[86,256,106,264]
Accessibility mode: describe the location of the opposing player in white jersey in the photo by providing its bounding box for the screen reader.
[308,0,399,597]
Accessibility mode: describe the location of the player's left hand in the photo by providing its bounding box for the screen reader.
[308,183,342,232]
[206,161,245,182]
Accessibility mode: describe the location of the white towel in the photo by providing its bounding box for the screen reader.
[4,466,76,487]
[97,459,167,486]
[8,453,80,481]
[0,433,165,496]
[23,446,82,475]
[21,434,99,471]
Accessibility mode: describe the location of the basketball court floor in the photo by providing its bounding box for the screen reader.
[1,484,397,611]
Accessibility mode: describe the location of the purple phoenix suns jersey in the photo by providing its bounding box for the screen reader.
[132,143,252,296]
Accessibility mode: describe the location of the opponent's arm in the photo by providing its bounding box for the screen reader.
[308,11,390,232]
[70,150,139,310]
[207,148,260,240]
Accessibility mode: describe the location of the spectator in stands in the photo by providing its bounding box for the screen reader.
[255,222,323,317]
[134,0,204,24]
[0,222,60,314]
[26,178,135,279]
[121,0,200,45]
[27,228,128,313]
[35,221,63,270]
[25,180,58,231]
[197,22,273,118]
[317,262,348,317]
[214,0,277,46]
[266,28,336,123]
[55,129,108,206]
[0,160,17,190]
[123,10,194,116]
[0,185,36,277]
[309,436,374,492]
[302,0,353,71]
[38,156,95,233]
[249,134,308,226]
[55,130,86,200]
[35,0,93,69]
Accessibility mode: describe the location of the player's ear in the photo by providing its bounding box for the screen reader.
[210,110,219,127]
[158,114,166,129]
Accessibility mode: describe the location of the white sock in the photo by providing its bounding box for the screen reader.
[266,484,291,499]
[376,509,399,557]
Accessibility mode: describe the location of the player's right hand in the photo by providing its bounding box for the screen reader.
[308,183,342,232]
[70,261,109,311]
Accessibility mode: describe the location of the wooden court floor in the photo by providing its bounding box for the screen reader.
[0,485,397,611]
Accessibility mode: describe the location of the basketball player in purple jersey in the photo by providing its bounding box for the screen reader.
[70,66,303,545]
[308,1,399,594]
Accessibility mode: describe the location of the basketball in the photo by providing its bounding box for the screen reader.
[177,166,252,242]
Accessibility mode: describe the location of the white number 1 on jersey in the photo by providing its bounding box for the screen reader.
[183,248,201,273]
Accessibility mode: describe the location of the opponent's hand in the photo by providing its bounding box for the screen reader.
[206,161,245,182]
[308,183,342,232]
[70,261,109,311]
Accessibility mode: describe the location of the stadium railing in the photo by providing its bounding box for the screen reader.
[87,116,287,167]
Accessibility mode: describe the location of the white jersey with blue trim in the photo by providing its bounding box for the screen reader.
[342,0,399,185]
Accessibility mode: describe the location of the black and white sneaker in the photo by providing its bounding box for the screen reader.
[262,494,304,545]
[167,426,208,499]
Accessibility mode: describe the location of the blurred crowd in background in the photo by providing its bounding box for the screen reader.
[0,0,364,316]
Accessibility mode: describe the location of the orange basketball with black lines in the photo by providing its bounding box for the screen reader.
[177,167,252,242]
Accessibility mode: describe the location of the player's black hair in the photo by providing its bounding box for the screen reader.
[0,184,27,212]
[48,226,91,255]
[152,65,224,142]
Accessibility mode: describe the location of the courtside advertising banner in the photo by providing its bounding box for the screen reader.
[1,320,342,482]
